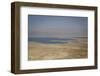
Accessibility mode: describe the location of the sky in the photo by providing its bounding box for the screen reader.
[28,15,88,38]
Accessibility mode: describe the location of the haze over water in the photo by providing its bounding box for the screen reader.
[28,15,88,44]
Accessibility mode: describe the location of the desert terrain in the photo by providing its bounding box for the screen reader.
[28,37,88,60]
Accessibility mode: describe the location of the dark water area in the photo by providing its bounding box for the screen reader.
[28,37,74,44]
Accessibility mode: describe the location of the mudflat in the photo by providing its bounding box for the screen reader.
[28,37,87,60]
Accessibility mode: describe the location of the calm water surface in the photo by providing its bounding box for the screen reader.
[28,37,74,44]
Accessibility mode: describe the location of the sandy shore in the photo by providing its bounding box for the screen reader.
[28,38,88,60]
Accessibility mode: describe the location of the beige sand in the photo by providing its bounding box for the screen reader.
[28,38,87,60]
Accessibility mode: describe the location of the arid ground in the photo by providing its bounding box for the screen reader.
[28,37,88,60]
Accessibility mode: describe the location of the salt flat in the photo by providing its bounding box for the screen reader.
[28,37,87,60]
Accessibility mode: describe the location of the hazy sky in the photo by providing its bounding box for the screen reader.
[28,15,88,38]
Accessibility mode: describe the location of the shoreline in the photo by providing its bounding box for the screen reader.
[28,37,88,60]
